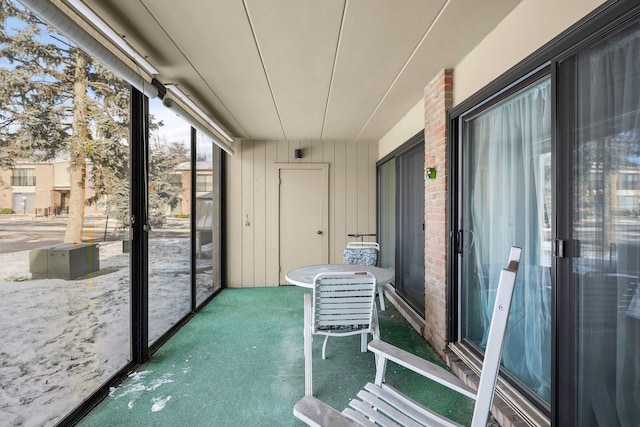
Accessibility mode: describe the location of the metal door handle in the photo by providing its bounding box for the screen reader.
[317,230,323,235]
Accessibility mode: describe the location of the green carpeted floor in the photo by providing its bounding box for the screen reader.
[78,286,473,426]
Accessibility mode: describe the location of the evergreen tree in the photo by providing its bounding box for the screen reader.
[1,0,130,240]
[1,0,184,238]
[148,138,187,219]
[0,0,68,166]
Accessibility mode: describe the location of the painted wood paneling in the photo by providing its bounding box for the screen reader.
[226,139,378,287]
[264,140,279,286]
[241,140,255,286]
[333,141,347,264]
[226,145,243,286]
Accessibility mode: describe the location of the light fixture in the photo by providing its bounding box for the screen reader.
[165,85,234,143]
[294,149,302,159]
[65,0,158,75]
[18,0,158,99]
[162,97,234,155]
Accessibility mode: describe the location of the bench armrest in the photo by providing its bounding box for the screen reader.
[294,396,361,427]
[368,339,476,399]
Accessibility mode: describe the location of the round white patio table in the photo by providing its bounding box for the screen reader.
[285,264,394,288]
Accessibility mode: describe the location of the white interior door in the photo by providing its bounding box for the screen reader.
[277,164,329,284]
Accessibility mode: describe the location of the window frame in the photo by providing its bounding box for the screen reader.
[11,168,36,186]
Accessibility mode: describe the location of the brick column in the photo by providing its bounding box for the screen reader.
[423,69,453,357]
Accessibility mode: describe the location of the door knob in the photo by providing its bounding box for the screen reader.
[317,230,323,235]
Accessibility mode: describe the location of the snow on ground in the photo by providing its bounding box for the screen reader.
[0,238,215,427]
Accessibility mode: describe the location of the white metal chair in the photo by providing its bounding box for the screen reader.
[304,271,380,396]
[344,242,380,266]
[295,246,522,427]
[343,242,385,311]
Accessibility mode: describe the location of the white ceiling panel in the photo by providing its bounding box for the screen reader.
[140,0,284,139]
[73,0,521,142]
[322,0,446,140]
[245,0,344,140]
[358,0,521,140]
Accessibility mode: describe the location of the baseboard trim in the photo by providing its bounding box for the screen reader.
[381,283,426,337]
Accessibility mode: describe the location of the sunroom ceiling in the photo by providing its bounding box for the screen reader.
[78,0,520,141]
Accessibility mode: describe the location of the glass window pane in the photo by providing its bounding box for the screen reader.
[0,1,132,423]
[396,144,426,313]
[572,20,640,427]
[378,159,396,272]
[147,99,192,344]
[12,168,35,186]
[195,132,222,306]
[462,78,552,404]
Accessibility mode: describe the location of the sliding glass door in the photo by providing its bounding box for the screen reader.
[0,2,132,423]
[195,133,222,306]
[377,134,425,315]
[396,143,426,313]
[147,98,192,345]
[456,12,640,424]
[460,76,552,404]
[557,18,640,426]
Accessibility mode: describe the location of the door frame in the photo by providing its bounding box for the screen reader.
[275,163,329,283]
[376,131,425,315]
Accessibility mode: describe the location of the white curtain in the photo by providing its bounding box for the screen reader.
[575,21,640,427]
[466,78,552,402]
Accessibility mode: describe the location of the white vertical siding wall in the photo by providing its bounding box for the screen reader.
[226,139,378,287]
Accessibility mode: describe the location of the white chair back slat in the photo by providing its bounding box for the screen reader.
[316,296,375,304]
[318,308,372,314]
[318,288,374,295]
[317,320,371,328]
[346,242,380,250]
[317,307,373,315]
